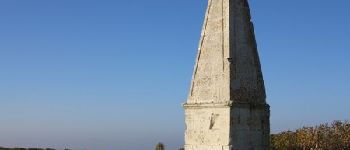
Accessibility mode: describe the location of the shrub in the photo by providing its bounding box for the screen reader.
[271,120,350,150]
[155,142,164,150]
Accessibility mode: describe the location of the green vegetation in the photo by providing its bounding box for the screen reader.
[0,147,73,150]
[271,120,350,150]
[3,121,350,150]
[155,142,164,150]
[156,143,164,150]
[0,148,48,150]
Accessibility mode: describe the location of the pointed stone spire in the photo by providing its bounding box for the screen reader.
[183,0,270,149]
[188,0,266,104]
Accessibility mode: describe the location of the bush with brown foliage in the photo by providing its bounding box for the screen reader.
[155,143,165,150]
[271,120,350,150]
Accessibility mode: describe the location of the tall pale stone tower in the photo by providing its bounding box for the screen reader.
[183,0,270,149]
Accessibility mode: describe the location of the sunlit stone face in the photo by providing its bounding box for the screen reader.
[184,0,270,149]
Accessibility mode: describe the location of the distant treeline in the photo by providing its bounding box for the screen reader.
[3,121,350,150]
[0,148,54,150]
[0,148,70,150]
[271,120,350,150]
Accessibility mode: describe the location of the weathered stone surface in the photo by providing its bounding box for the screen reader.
[183,0,270,149]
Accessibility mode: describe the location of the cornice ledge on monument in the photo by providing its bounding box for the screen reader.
[183,101,233,109]
[183,100,270,109]
[231,101,270,109]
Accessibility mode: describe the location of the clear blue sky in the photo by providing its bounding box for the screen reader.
[0,0,349,150]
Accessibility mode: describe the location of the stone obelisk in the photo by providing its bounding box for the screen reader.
[183,0,270,149]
